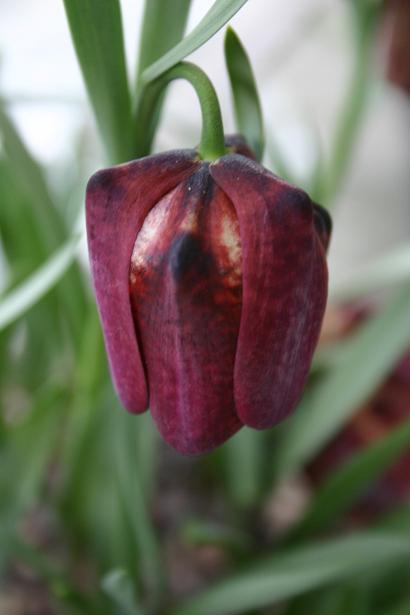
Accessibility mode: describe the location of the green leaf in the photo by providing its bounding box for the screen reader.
[5,537,100,613]
[330,243,410,301]
[291,418,410,540]
[324,0,381,203]
[224,428,267,509]
[275,286,410,478]
[0,234,81,331]
[101,569,143,615]
[385,598,410,615]
[174,533,410,615]
[224,27,264,160]
[63,0,133,163]
[0,385,63,523]
[0,104,86,347]
[116,411,164,609]
[136,0,192,86]
[133,0,192,157]
[141,0,250,84]
[182,519,251,554]
[0,103,72,248]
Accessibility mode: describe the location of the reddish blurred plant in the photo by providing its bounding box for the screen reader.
[309,303,410,521]
[383,0,410,93]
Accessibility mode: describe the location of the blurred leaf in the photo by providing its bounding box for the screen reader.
[291,418,410,540]
[330,243,410,301]
[0,385,63,522]
[59,307,106,505]
[385,598,410,615]
[7,537,101,614]
[224,27,264,160]
[175,533,410,615]
[376,504,410,532]
[182,519,251,554]
[0,234,81,331]
[116,411,163,610]
[0,103,66,239]
[0,105,86,348]
[275,287,410,478]
[224,428,267,509]
[285,584,370,615]
[133,0,192,157]
[63,0,133,163]
[101,569,143,615]
[141,0,249,84]
[136,0,192,86]
[325,0,381,203]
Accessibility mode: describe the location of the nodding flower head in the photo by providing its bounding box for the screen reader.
[86,137,331,455]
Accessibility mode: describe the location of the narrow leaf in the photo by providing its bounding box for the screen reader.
[116,411,164,608]
[136,0,192,85]
[275,286,410,478]
[0,104,86,346]
[224,428,266,508]
[292,418,410,539]
[175,533,410,615]
[0,234,81,331]
[101,569,143,615]
[141,0,249,84]
[224,27,264,160]
[133,0,192,157]
[63,0,133,163]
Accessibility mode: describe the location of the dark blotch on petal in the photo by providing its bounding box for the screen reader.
[170,233,211,282]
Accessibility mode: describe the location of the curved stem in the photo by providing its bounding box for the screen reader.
[134,61,225,161]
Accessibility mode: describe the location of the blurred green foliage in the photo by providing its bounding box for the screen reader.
[1,0,409,614]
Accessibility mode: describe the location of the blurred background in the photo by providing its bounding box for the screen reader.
[0,1,410,614]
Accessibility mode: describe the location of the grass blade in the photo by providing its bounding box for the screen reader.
[224,27,264,160]
[133,0,192,157]
[141,0,249,84]
[0,234,81,331]
[224,428,267,509]
[174,533,410,615]
[136,0,192,86]
[101,569,144,615]
[63,0,133,163]
[0,104,87,347]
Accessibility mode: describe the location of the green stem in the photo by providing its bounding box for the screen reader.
[134,61,226,161]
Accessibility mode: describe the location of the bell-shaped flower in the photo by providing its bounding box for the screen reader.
[86,138,331,455]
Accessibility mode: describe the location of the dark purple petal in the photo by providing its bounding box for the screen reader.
[210,154,329,429]
[86,150,199,413]
[313,202,332,252]
[129,165,242,454]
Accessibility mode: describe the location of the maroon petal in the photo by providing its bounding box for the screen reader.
[210,155,329,429]
[129,165,242,454]
[86,150,199,413]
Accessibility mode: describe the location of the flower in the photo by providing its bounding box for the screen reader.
[86,138,331,455]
